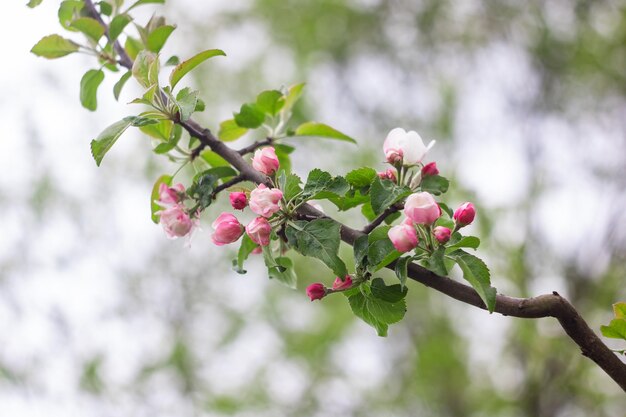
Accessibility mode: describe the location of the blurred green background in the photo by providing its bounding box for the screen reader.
[2,0,626,415]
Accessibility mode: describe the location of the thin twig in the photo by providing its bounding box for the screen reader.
[238,138,274,156]
[212,175,245,197]
[362,203,403,234]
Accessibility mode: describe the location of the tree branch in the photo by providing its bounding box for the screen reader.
[362,203,403,234]
[83,0,626,392]
[238,138,274,156]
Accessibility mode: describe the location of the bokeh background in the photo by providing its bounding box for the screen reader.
[3,0,626,416]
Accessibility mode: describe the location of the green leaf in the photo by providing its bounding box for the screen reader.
[147,24,175,52]
[193,166,237,182]
[113,71,132,101]
[283,174,303,201]
[282,83,305,115]
[302,169,349,200]
[267,256,297,288]
[132,50,158,88]
[370,177,411,215]
[348,281,407,337]
[218,119,248,142]
[109,14,132,42]
[256,90,284,116]
[395,256,411,289]
[346,167,377,188]
[274,144,293,174]
[449,250,497,313]
[169,48,226,89]
[354,235,369,269]
[90,118,132,166]
[70,17,105,42]
[293,122,356,144]
[126,115,159,127]
[27,0,43,8]
[174,87,198,122]
[200,150,229,167]
[234,103,265,129]
[327,190,370,211]
[98,1,113,15]
[124,36,143,61]
[140,119,172,140]
[150,175,172,223]
[58,1,84,31]
[361,202,376,222]
[367,239,400,272]
[31,34,79,59]
[446,235,480,251]
[287,219,347,277]
[425,246,447,276]
[613,303,626,319]
[368,226,391,243]
[370,278,408,303]
[234,234,258,274]
[439,202,454,218]
[601,319,626,340]
[420,174,450,196]
[79,69,104,111]
[187,172,218,209]
[164,55,180,66]
[127,0,164,12]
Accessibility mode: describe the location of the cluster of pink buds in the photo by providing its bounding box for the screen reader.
[306,275,354,301]
[155,183,198,239]
[209,147,283,248]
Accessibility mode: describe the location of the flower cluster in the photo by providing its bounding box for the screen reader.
[155,183,199,240]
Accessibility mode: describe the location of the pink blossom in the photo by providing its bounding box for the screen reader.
[377,168,397,182]
[211,212,244,246]
[421,162,439,177]
[453,202,476,227]
[246,216,272,246]
[252,147,280,175]
[332,275,353,290]
[229,192,248,210]
[404,192,441,225]
[383,128,435,165]
[306,283,327,301]
[157,183,185,206]
[158,205,194,239]
[388,222,419,253]
[433,226,451,244]
[249,184,283,218]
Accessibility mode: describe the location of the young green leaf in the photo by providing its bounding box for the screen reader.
[256,90,285,116]
[58,1,84,30]
[302,169,350,200]
[281,83,305,115]
[31,34,79,59]
[234,103,265,129]
[287,219,347,277]
[420,174,450,196]
[267,256,297,288]
[109,14,133,42]
[600,319,626,340]
[293,122,356,144]
[169,48,226,89]
[150,175,172,223]
[449,250,497,313]
[98,1,113,15]
[174,87,198,122]
[70,17,105,42]
[348,281,407,337]
[370,278,408,303]
[234,234,258,274]
[446,235,480,251]
[613,302,626,319]
[113,71,132,101]
[200,150,230,167]
[90,118,133,166]
[354,235,369,269]
[425,246,447,276]
[124,36,143,61]
[218,119,248,142]
[80,69,104,111]
[147,24,175,52]
[132,50,158,88]
[345,167,377,188]
[283,174,303,202]
[126,0,165,12]
[27,0,44,8]
[395,256,411,289]
[370,177,411,215]
[367,239,400,271]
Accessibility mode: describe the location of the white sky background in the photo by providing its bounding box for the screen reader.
[1,1,625,416]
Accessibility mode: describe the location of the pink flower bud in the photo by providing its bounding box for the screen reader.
[421,162,439,177]
[388,222,419,253]
[377,169,397,182]
[158,183,185,206]
[453,202,476,227]
[306,283,327,301]
[404,192,441,225]
[246,216,272,246]
[249,184,283,218]
[252,147,280,175]
[383,128,435,165]
[229,192,248,210]
[251,246,263,255]
[433,226,451,244]
[211,212,244,246]
[158,204,194,239]
[332,275,353,290]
